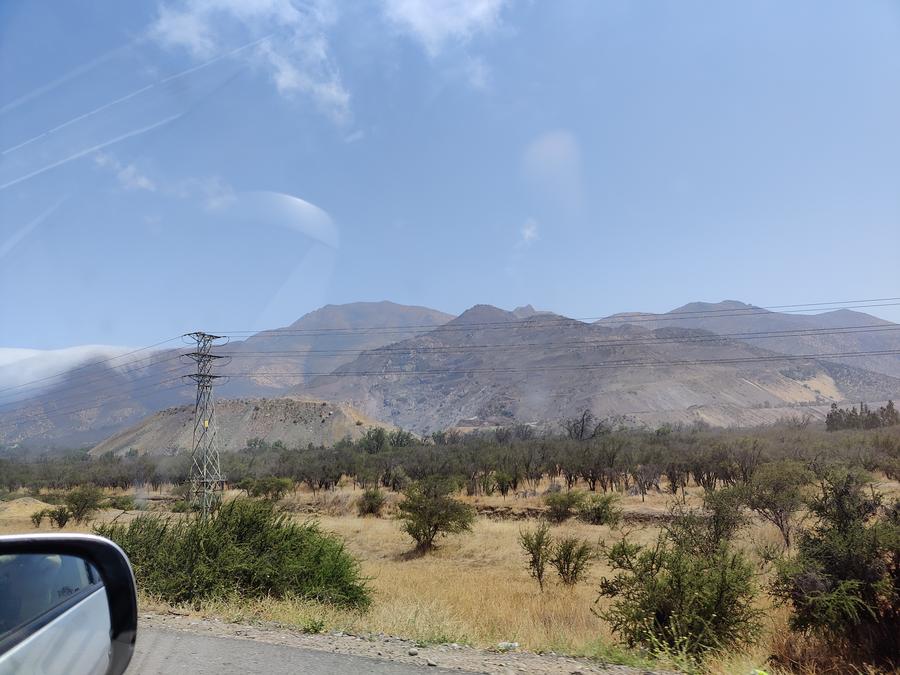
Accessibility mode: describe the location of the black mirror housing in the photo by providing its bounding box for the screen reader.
[0,534,138,675]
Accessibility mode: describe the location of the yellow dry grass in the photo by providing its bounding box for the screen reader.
[4,477,899,674]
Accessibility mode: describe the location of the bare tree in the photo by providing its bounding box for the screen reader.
[564,410,595,441]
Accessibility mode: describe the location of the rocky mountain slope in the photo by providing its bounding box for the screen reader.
[0,301,450,448]
[219,301,453,394]
[305,304,900,432]
[89,398,387,456]
[597,300,900,378]
[3,299,898,449]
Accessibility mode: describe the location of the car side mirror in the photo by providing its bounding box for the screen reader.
[0,534,138,675]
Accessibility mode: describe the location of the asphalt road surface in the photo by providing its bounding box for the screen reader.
[130,627,468,674]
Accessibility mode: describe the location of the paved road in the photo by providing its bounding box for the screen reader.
[131,627,466,674]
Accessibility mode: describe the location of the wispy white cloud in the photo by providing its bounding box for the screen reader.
[149,0,350,122]
[506,215,539,277]
[199,176,237,210]
[343,129,365,144]
[517,217,539,248]
[170,175,236,211]
[92,150,235,210]
[0,345,147,401]
[381,0,509,56]
[463,56,490,90]
[521,129,584,214]
[94,152,157,191]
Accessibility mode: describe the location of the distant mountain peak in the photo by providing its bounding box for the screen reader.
[511,304,554,319]
[284,301,453,330]
[450,304,517,326]
[668,300,757,314]
[512,304,537,318]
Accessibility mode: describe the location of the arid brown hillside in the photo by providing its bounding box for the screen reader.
[306,304,900,432]
[89,398,389,456]
[0,301,450,448]
[219,301,454,394]
[5,300,899,450]
[597,300,900,378]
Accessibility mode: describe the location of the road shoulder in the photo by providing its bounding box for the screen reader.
[139,612,670,675]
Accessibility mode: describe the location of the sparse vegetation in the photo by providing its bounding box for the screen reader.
[826,400,899,431]
[519,521,553,590]
[106,494,137,511]
[397,478,475,551]
[550,537,593,585]
[65,485,104,523]
[544,490,585,523]
[772,469,900,667]
[747,460,812,548]
[598,503,762,661]
[170,499,192,513]
[576,493,622,526]
[242,476,294,501]
[48,505,71,528]
[30,509,46,527]
[356,487,386,517]
[3,421,900,672]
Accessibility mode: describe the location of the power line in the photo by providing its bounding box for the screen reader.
[0,376,186,433]
[2,324,899,428]
[1,346,897,438]
[2,321,890,416]
[3,297,898,401]
[216,323,900,358]
[0,351,185,410]
[2,295,899,437]
[6,321,896,410]
[212,298,900,337]
[213,348,900,378]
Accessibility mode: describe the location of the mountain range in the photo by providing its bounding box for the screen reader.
[1,299,898,452]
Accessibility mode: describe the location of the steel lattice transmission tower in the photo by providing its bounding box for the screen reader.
[184,331,227,516]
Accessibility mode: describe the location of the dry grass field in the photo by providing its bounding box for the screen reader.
[3,477,899,674]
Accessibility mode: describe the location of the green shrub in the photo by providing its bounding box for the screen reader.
[577,493,622,527]
[544,490,585,523]
[253,477,294,501]
[701,485,748,545]
[519,522,553,590]
[550,537,593,585]
[65,486,104,523]
[48,506,70,528]
[30,509,47,528]
[302,616,326,634]
[597,508,761,659]
[170,500,191,513]
[384,466,410,492]
[236,478,256,496]
[398,478,474,552]
[494,471,514,498]
[357,488,386,517]
[772,469,899,665]
[747,460,812,549]
[107,495,136,511]
[95,498,369,609]
[235,477,293,500]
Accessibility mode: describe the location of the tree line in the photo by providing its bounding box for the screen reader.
[3,415,899,498]
[825,400,899,431]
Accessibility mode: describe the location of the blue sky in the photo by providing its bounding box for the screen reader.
[2,0,900,350]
